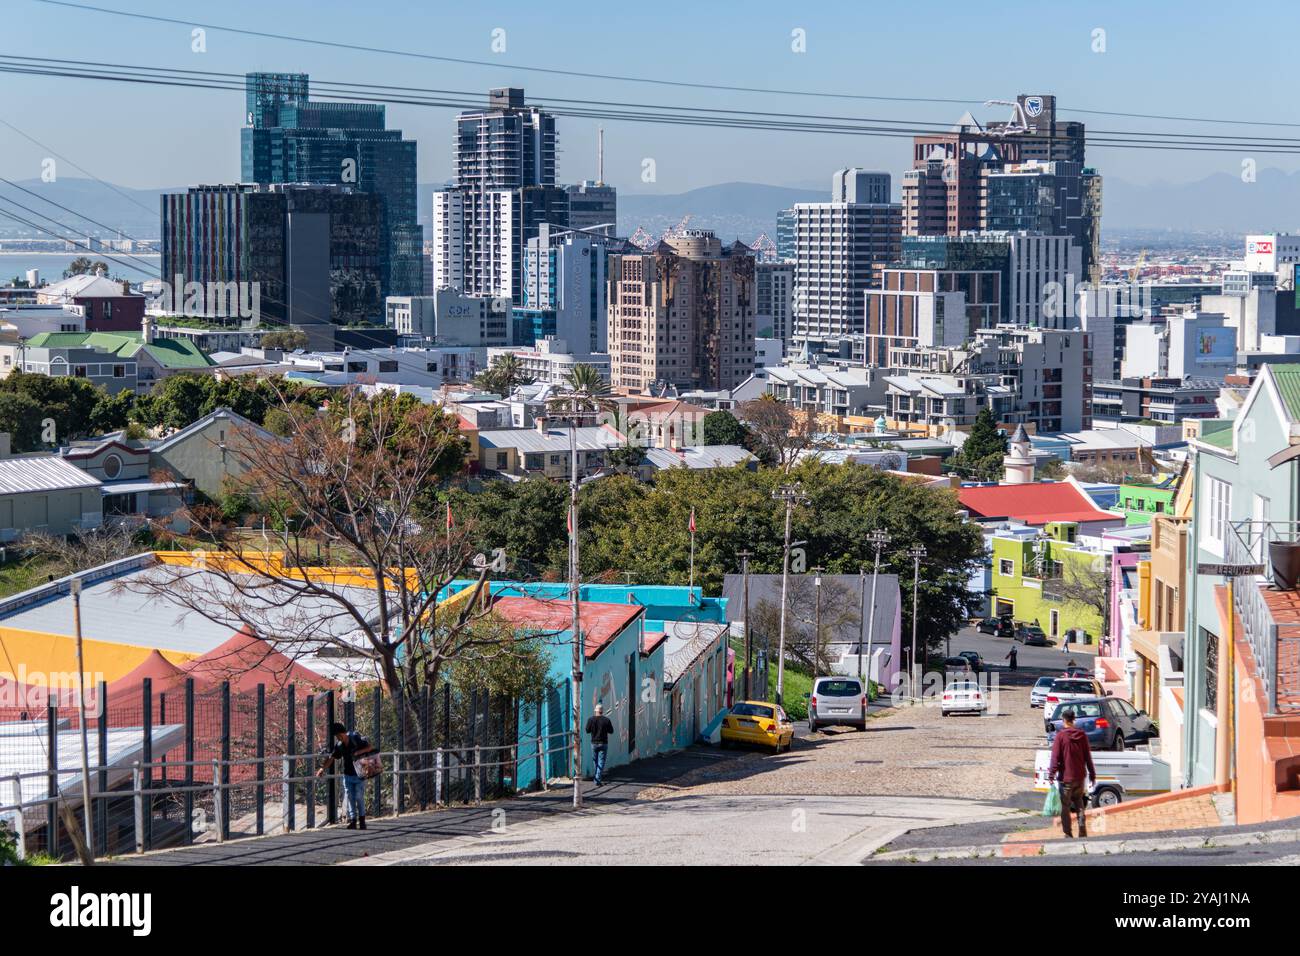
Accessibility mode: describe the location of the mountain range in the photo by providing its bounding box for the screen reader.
[7,173,1300,243]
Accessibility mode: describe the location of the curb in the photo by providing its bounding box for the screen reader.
[871,826,1300,863]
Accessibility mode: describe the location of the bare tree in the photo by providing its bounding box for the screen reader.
[751,577,862,673]
[21,524,147,577]
[1053,557,1110,642]
[737,395,821,474]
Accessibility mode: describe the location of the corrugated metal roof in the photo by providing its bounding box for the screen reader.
[1270,365,1300,421]
[0,456,101,495]
[477,425,623,455]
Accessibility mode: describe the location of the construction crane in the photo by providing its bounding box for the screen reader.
[1129,249,1148,282]
[628,226,655,250]
[751,233,778,262]
[983,99,1029,136]
[661,214,692,240]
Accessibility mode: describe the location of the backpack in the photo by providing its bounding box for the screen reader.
[348,732,382,779]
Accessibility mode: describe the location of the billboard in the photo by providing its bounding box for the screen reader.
[1195,325,1235,366]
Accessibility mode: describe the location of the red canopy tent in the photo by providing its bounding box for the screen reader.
[105,649,197,701]
[0,674,82,718]
[179,627,336,693]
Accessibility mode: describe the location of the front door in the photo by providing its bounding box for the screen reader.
[1049,609,1060,639]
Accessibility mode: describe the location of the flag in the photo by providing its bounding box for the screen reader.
[446,501,454,531]
[566,507,573,535]
[689,507,696,534]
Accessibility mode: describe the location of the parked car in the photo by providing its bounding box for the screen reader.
[976,617,1013,636]
[942,656,973,673]
[1043,677,1105,713]
[1030,676,1055,708]
[958,651,984,673]
[721,701,795,753]
[941,679,988,716]
[807,676,869,732]
[1045,697,1159,751]
[1015,624,1050,647]
[1060,665,1091,678]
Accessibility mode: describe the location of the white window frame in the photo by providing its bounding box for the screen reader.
[1203,475,1232,557]
[998,558,1015,577]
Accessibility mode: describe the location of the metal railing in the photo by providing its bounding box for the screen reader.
[1226,519,1300,715]
[1,731,573,862]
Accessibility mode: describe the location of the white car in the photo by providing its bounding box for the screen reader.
[1043,677,1104,713]
[1030,676,1055,708]
[941,679,988,716]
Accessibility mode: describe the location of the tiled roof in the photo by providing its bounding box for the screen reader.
[489,596,642,661]
[958,481,1119,525]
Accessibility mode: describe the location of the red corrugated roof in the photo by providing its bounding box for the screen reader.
[641,630,667,656]
[957,482,1116,525]
[491,596,642,660]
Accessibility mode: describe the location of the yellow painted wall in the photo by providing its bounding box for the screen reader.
[0,625,196,687]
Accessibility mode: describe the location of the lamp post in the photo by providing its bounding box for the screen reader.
[908,545,927,702]
[862,529,891,690]
[737,550,753,701]
[772,483,809,706]
[812,566,825,675]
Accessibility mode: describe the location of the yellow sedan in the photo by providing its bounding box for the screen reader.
[720,701,795,754]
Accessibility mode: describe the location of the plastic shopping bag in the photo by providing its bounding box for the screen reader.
[1041,781,1061,817]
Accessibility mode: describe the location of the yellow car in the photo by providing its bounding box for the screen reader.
[720,701,795,754]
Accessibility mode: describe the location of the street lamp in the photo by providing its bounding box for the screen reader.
[908,545,927,702]
[772,482,809,706]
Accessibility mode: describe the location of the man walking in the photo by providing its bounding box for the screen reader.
[1004,645,1018,671]
[585,703,614,787]
[1047,710,1097,838]
[317,722,369,830]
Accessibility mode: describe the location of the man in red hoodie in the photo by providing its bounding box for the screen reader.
[1048,709,1097,837]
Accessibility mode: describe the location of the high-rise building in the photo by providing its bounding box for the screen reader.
[607,231,756,393]
[832,168,892,204]
[775,207,797,261]
[565,181,617,237]
[241,73,423,302]
[791,171,901,361]
[434,88,569,304]
[520,222,610,355]
[160,183,384,349]
[756,262,795,344]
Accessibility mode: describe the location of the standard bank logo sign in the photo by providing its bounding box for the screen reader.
[1023,96,1044,118]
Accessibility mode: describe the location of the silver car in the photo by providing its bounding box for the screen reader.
[807,676,868,732]
[1030,676,1055,708]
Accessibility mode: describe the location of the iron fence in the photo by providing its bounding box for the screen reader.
[0,679,572,862]
[1226,519,1300,715]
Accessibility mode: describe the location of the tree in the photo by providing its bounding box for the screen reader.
[260,327,309,351]
[750,575,861,674]
[473,354,532,396]
[737,395,819,473]
[0,391,44,451]
[1054,555,1110,642]
[565,362,609,400]
[701,409,749,447]
[22,525,147,577]
[63,257,109,278]
[0,372,110,448]
[949,407,1008,481]
[1038,458,1069,481]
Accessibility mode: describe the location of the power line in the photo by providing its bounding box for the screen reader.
[32,0,1300,131]
[0,178,161,273]
[2,56,1298,154]
[0,204,157,278]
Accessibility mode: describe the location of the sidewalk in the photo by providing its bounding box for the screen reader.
[110,747,740,866]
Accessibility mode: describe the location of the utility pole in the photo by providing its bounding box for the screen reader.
[908,545,927,702]
[70,577,94,862]
[737,550,753,701]
[562,402,583,809]
[772,483,808,706]
[812,567,825,675]
[863,529,891,690]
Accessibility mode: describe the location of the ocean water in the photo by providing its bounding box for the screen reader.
[0,252,160,285]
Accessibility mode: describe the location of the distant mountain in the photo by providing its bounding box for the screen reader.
[0,178,169,238]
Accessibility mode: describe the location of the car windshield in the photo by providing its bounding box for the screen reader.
[816,680,862,697]
[1051,680,1096,694]
[731,703,774,718]
[1034,677,1055,689]
[1051,701,1103,720]
[947,682,980,692]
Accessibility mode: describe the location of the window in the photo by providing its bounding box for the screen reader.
[998,558,1015,577]
[113,364,126,378]
[1203,476,1232,555]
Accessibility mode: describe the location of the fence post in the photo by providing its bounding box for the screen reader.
[142,677,152,852]
[285,683,296,833]
[46,700,56,853]
[535,703,546,792]
[220,681,230,841]
[212,759,224,844]
[132,762,144,854]
[371,685,382,817]
[395,693,406,815]
[420,684,431,809]
[392,751,402,818]
[256,684,265,837]
[435,748,443,806]
[9,773,25,860]
[325,692,337,825]
[183,677,194,846]
[473,745,482,803]
[96,678,108,857]
[305,693,315,829]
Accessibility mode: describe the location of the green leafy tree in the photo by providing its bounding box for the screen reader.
[0,391,44,451]
[260,327,310,350]
[949,408,1008,481]
[701,409,750,447]
[473,354,532,396]
[565,362,609,399]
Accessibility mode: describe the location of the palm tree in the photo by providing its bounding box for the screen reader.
[474,353,531,395]
[565,362,610,401]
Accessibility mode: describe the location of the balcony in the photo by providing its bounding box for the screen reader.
[1226,520,1300,714]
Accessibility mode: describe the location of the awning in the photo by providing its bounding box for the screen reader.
[100,480,184,495]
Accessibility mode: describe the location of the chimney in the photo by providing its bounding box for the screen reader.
[536,415,548,434]
[141,314,154,344]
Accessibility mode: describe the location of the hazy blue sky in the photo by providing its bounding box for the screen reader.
[4,0,1298,193]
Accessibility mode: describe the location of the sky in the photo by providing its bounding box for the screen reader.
[3,0,1300,195]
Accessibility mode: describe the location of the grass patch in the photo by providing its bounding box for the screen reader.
[0,555,60,598]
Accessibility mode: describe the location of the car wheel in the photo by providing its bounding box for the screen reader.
[857,721,867,732]
[808,721,818,734]
[1111,734,1125,752]
[941,710,949,717]
[1093,787,1122,808]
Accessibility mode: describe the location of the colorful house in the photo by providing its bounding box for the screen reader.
[988,522,1105,642]
[957,477,1125,533]
[1117,475,1178,526]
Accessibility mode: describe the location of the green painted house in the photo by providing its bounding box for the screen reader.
[989,521,1104,642]
[1118,476,1178,526]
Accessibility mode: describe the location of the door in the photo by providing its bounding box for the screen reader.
[627,657,637,755]
[1049,609,1060,639]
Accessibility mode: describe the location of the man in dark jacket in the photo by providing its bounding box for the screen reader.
[585,703,614,787]
[1048,709,1097,837]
